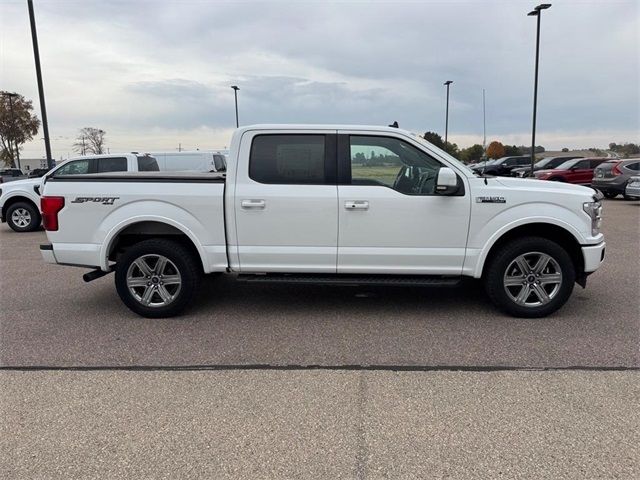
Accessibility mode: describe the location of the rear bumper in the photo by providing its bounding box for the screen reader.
[40,244,57,264]
[591,178,627,193]
[582,242,605,273]
[39,242,101,268]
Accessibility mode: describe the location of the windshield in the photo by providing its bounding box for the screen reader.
[556,159,580,170]
[534,158,552,168]
[409,133,475,176]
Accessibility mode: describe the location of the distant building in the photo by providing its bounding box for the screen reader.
[19,158,51,171]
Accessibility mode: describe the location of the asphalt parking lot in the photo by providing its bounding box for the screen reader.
[1,198,639,478]
[1,199,638,368]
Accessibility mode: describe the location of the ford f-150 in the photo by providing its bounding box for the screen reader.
[39,125,606,318]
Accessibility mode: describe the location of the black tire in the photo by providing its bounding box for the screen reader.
[484,237,575,318]
[6,201,41,232]
[603,191,618,199]
[115,239,201,318]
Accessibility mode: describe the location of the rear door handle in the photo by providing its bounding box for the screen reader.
[241,199,266,209]
[344,200,369,210]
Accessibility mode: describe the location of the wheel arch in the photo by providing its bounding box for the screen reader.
[101,218,207,273]
[2,194,41,220]
[477,222,584,280]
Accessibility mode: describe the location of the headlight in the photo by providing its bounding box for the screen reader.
[583,200,603,236]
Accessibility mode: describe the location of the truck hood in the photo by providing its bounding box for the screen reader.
[1,177,41,191]
[494,176,595,196]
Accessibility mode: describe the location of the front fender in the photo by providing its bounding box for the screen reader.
[0,189,41,212]
[467,202,590,278]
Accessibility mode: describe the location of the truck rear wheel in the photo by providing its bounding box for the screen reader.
[6,201,41,232]
[115,239,201,318]
[484,237,575,318]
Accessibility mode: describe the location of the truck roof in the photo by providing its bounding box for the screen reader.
[235,124,414,135]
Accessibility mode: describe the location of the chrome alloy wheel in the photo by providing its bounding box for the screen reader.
[126,254,182,307]
[503,251,563,307]
[11,208,32,228]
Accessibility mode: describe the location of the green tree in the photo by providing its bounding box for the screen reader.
[459,144,485,164]
[0,92,40,168]
[504,145,521,156]
[422,131,458,156]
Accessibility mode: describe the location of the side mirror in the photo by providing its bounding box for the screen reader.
[435,167,458,195]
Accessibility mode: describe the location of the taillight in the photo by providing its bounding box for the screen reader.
[41,196,65,231]
[611,162,623,176]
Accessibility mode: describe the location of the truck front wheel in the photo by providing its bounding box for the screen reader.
[115,239,201,318]
[484,237,575,318]
[6,201,41,232]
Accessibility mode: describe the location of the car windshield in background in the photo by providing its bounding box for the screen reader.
[556,159,580,170]
[535,158,553,168]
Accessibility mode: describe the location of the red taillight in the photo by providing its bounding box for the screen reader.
[611,162,623,176]
[41,196,65,231]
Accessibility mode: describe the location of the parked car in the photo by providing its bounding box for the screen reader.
[148,151,227,172]
[0,168,26,184]
[625,175,640,199]
[0,153,159,232]
[591,158,640,199]
[534,158,608,185]
[27,168,50,178]
[477,156,531,176]
[511,156,584,178]
[40,124,605,319]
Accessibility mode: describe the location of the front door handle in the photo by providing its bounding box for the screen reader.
[241,199,266,209]
[344,200,369,210]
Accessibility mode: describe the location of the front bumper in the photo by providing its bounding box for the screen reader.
[582,242,605,273]
[40,244,57,264]
[625,184,640,198]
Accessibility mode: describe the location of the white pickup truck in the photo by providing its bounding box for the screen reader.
[39,125,605,318]
[1,153,159,232]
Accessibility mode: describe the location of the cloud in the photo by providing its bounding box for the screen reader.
[1,0,637,160]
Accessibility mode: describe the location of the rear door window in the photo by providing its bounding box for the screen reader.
[250,134,328,184]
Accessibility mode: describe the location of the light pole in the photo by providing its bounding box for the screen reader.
[482,88,487,157]
[231,85,240,128]
[1,92,20,169]
[27,0,54,169]
[527,3,551,175]
[443,80,453,145]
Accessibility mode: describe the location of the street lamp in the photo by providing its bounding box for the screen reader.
[1,92,20,169]
[231,85,240,128]
[527,3,552,175]
[27,0,54,169]
[443,80,453,145]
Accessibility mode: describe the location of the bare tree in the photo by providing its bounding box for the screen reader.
[73,127,106,155]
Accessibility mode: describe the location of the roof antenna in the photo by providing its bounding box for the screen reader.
[388,121,399,128]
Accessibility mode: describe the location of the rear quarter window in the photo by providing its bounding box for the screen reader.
[137,156,160,171]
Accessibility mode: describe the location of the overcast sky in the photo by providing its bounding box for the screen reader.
[2,0,639,160]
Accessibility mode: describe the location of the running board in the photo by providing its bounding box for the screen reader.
[236,273,461,287]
